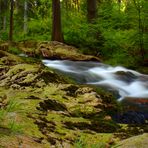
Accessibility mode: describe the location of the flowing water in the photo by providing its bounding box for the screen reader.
[42,60,148,123]
[42,60,148,99]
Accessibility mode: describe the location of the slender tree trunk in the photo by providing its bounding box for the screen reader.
[24,0,28,33]
[76,0,80,12]
[118,0,121,12]
[137,5,144,60]
[9,0,14,41]
[3,16,6,30]
[3,0,7,30]
[0,3,1,31]
[133,0,145,60]
[52,0,64,42]
[87,0,97,23]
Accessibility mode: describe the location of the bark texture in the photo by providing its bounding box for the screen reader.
[52,0,64,42]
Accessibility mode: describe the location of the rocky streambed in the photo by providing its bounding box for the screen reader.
[0,43,147,148]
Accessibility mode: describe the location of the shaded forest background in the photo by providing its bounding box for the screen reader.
[0,0,147,68]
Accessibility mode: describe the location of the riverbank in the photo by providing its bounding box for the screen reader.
[0,49,118,147]
[1,40,147,74]
[0,43,147,147]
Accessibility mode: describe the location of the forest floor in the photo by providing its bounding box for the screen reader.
[0,42,147,148]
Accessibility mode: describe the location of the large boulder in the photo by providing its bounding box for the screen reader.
[115,133,148,148]
[36,41,101,61]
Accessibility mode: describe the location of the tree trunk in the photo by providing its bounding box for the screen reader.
[9,0,14,41]
[3,16,6,30]
[87,0,97,23]
[118,0,121,12]
[133,0,145,60]
[0,2,1,31]
[52,0,64,42]
[24,0,28,33]
[3,0,7,30]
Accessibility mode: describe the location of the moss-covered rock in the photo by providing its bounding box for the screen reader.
[114,133,148,148]
[0,42,9,51]
[32,83,120,146]
[2,50,145,148]
[36,41,101,61]
[0,50,23,65]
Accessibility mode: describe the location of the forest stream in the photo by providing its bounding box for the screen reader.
[0,48,148,147]
[0,0,148,146]
[42,60,148,123]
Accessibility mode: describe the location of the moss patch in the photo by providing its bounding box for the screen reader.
[1,50,145,147]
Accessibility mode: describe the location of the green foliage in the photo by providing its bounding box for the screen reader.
[27,19,51,39]
[96,0,147,68]
[74,138,87,148]
[74,137,107,148]
[0,0,147,69]
[0,99,23,134]
[8,47,21,55]
[13,18,51,41]
[0,110,6,123]
[0,31,9,40]
[7,120,23,134]
[63,14,104,55]
[5,99,22,113]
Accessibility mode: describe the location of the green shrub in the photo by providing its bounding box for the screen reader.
[74,137,106,148]
[8,47,21,55]
[0,99,23,134]
[7,120,23,134]
[0,31,8,41]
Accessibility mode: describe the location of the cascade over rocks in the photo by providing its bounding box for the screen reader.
[0,47,147,147]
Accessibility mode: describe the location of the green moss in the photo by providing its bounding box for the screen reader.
[74,133,113,148]
[114,134,148,148]
[0,50,121,147]
[6,64,38,76]
[46,113,89,123]
[0,50,23,65]
[21,73,38,84]
[0,87,44,139]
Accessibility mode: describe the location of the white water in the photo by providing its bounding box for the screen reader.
[42,60,148,101]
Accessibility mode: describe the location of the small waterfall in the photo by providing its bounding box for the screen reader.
[42,59,148,100]
[43,60,148,123]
